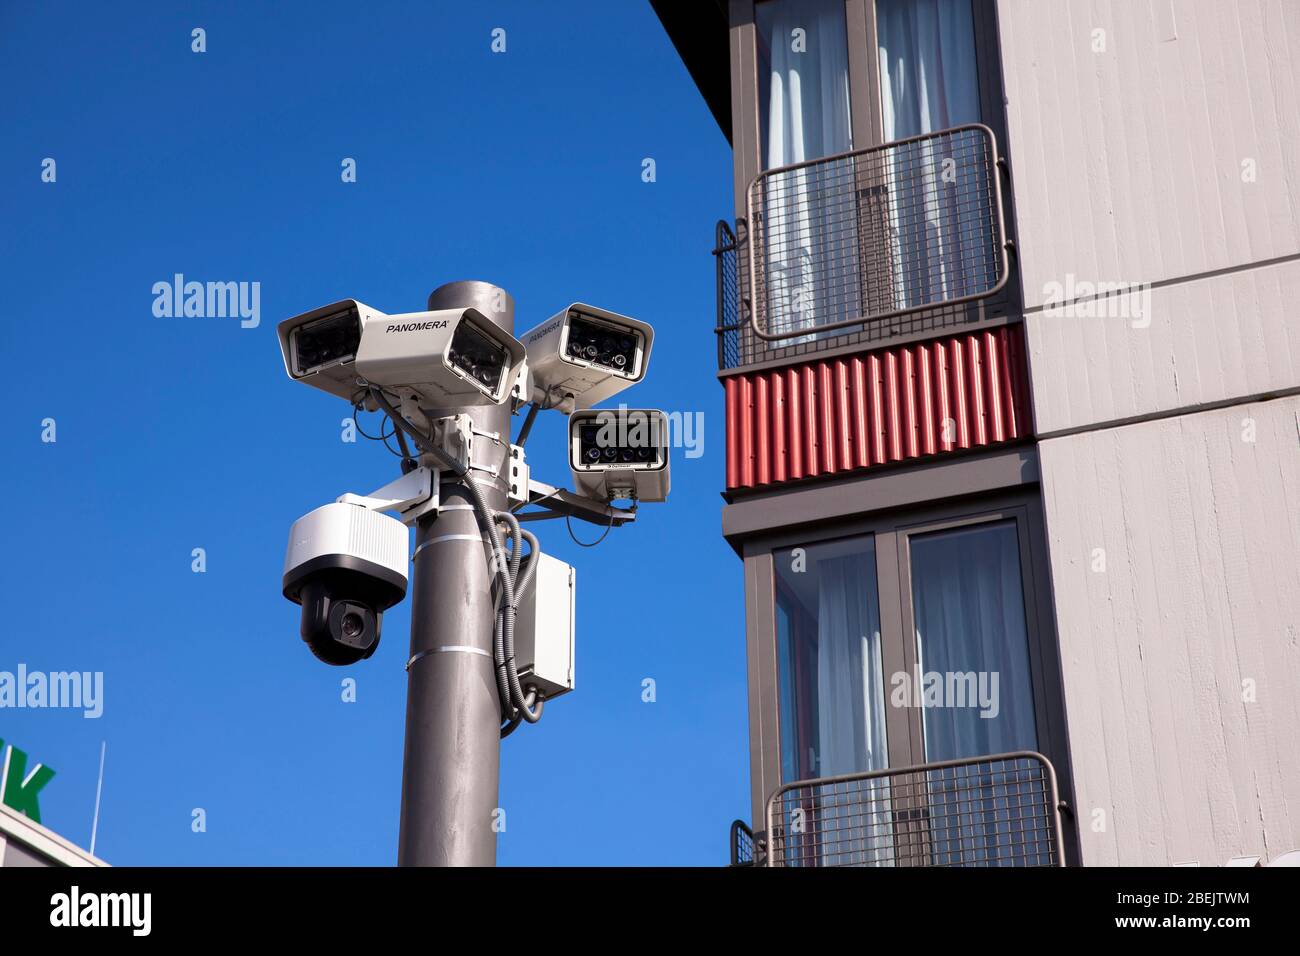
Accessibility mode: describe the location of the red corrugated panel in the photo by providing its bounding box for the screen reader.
[724,376,739,489]
[723,324,1032,491]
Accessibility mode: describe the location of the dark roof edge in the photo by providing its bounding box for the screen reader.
[649,0,732,143]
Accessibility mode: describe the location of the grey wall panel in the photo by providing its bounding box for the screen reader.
[1038,396,1300,865]
[998,0,1300,433]
[1026,257,1300,435]
[998,0,1300,305]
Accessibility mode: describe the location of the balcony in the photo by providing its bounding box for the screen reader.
[733,751,1066,868]
[715,124,1013,373]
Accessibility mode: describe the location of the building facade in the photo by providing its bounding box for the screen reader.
[0,803,105,868]
[654,0,1300,866]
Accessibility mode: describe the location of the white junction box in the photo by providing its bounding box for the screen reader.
[515,553,575,700]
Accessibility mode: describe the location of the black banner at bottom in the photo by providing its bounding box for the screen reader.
[0,865,1290,941]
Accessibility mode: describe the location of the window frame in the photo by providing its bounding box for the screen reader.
[739,0,1010,195]
[742,489,1072,846]
[773,531,890,782]
[894,505,1058,765]
[726,0,1023,364]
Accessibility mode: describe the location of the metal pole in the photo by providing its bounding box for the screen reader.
[397,280,514,866]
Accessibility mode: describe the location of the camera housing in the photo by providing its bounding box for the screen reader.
[278,299,526,408]
[282,502,409,665]
[521,304,653,413]
[277,299,387,403]
[569,408,670,502]
[356,306,525,408]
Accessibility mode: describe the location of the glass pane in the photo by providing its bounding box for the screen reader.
[876,0,981,141]
[755,0,858,343]
[757,0,853,170]
[908,520,1038,761]
[909,520,1041,867]
[774,535,887,781]
[874,0,994,311]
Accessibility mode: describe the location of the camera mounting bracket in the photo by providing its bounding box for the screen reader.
[515,477,636,528]
[337,466,440,526]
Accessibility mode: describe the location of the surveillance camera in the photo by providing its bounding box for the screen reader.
[277,299,387,403]
[569,408,670,503]
[282,502,409,665]
[278,300,526,408]
[356,306,525,408]
[521,304,653,413]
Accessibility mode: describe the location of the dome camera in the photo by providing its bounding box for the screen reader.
[282,502,410,665]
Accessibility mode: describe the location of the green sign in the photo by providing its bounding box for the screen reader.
[0,739,55,824]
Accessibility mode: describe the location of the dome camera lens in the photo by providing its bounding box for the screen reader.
[341,612,364,639]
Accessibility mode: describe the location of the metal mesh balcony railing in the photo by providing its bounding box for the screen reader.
[729,819,756,867]
[765,751,1065,868]
[715,124,1012,371]
[714,220,741,371]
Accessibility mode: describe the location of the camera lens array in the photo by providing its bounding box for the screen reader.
[578,423,657,467]
[565,314,638,375]
[448,321,508,394]
[294,307,362,375]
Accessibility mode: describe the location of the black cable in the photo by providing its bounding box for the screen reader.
[351,400,396,443]
[565,511,616,548]
[515,403,541,447]
[393,425,412,460]
[368,386,467,478]
[381,424,407,458]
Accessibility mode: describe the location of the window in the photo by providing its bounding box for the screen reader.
[756,0,853,170]
[874,0,995,311]
[774,535,887,783]
[755,0,859,341]
[765,502,1057,778]
[908,521,1038,762]
[875,0,982,141]
[757,499,1064,866]
[733,0,1012,354]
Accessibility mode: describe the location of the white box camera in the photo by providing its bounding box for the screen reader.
[276,299,386,404]
[520,304,653,413]
[278,299,526,407]
[569,408,670,503]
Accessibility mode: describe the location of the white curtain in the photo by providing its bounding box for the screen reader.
[877,0,980,140]
[815,553,888,775]
[910,522,1037,759]
[814,552,892,866]
[758,0,856,339]
[876,0,989,310]
[910,521,1040,866]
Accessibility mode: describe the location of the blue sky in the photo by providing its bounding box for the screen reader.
[0,0,746,865]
